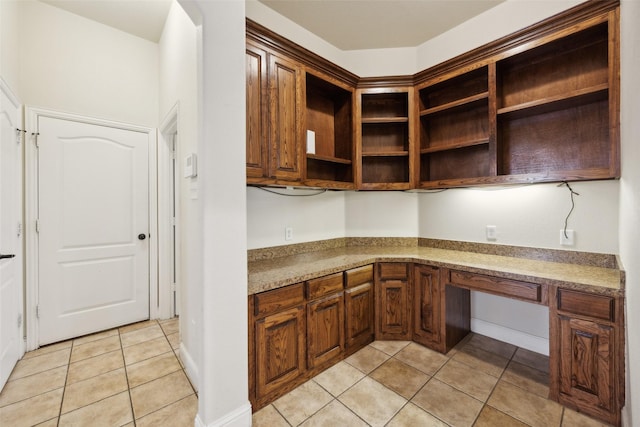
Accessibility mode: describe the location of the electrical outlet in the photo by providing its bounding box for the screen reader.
[285,226,293,241]
[486,225,497,241]
[560,229,575,246]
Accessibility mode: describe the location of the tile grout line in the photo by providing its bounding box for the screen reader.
[119,321,139,427]
[56,338,74,426]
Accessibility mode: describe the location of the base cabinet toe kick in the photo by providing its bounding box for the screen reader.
[248,261,625,425]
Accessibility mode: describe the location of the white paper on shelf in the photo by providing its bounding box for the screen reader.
[306,130,316,154]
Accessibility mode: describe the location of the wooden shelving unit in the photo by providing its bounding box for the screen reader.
[358,90,414,190]
[304,72,355,188]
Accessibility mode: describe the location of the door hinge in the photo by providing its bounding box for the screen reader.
[17,221,22,238]
[171,283,177,292]
[17,313,22,328]
[36,305,40,319]
[35,219,40,233]
[16,128,25,144]
[32,132,40,148]
[171,217,176,226]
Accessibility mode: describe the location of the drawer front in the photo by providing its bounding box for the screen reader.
[557,289,615,322]
[307,272,344,300]
[378,262,409,280]
[449,271,544,304]
[345,265,374,288]
[254,283,304,318]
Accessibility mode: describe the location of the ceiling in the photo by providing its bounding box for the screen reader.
[258,0,505,50]
[40,0,173,43]
[40,0,505,49]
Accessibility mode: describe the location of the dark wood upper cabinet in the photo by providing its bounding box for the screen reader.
[246,0,620,190]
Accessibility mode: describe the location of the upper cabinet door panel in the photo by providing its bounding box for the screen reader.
[246,43,268,178]
[268,53,304,181]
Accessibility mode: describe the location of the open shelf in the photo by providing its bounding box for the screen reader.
[361,117,409,124]
[420,92,489,116]
[420,138,489,154]
[362,151,409,157]
[421,144,491,183]
[305,72,354,184]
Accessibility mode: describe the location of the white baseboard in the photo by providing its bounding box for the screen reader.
[179,342,199,392]
[195,402,252,427]
[471,318,549,356]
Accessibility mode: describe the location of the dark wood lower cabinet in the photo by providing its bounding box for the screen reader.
[255,306,306,400]
[307,292,345,369]
[249,264,624,426]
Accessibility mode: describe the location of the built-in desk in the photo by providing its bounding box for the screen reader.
[247,238,625,425]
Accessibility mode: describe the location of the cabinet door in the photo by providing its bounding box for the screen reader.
[268,53,304,181]
[246,43,268,178]
[413,265,441,347]
[345,282,374,351]
[558,315,614,413]
[307,292,344,369]
[255,306,306,399]
[377,279,411,340]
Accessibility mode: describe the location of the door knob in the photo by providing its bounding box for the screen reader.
[138,234,147,240]
[0,254,16,259]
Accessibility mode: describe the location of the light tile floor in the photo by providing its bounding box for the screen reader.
[0,318,197,427]
[1,324,613,427]
[253,333,613,427]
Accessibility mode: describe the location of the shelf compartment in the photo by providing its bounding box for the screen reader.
[362,151,409,157]
[361,92,409,119]
[306,157,353,183]
[420,92,489,116]
[419,66,488,112]
[497,84,608,119]
[362,156,409,184]
[362,122,409,153]
[499,98,610,176]
[306,153,352,164]
[420,138,489,154]
[498,23,608,111]
[420,103,488,152]
[421,144,490,182]
[361,117,409,124]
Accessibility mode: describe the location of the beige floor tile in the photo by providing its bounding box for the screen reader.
[22,340,72,360]
[35,417,59,426]
[338,376,406,427]
[501,360,550,398]
[119,320,157,334]
[369,358,429,399]
[466,334,517,359]
[120,324,165,347]
[59,391,133,427]
[273,380,333,426]
[444,332,474,358]
[474,405,528,427]
[411,378,483,427]
[0,365,66,408]
[72,328,119,347]
[344,345,390,374]
[135,394,198,427]
[9,348,71,380]
[451,344,509,378]
[70,335,121,363]
[61,368,128,414]
[66,350,124,385]
[512,347,550,374]
[126,351,181,388]
[130,370,194,419]
[123,336,172,365]
[0,388,63,427]
[167,332,180,350]
[252,404,290,427]
[434,359,498,402]
[387,402,449,427]
[561,408,611,427]
[394,342,449,375]
[488,380,563,427]
[159,318,179,335]
[369,340,411,356]
[300,399,368,427]
[313,361,365,397]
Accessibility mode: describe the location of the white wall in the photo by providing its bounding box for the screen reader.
[247,187,346,249]
[0,0,21,96]
[345,191,418,237]
[158,0,200,388]
[619,1,640,425]
[18,0,158,128]
[179,0,251,425]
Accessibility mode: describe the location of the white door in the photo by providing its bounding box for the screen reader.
[0,82,23,388]
[37,115,150,345]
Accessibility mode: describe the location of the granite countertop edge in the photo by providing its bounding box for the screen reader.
[247,246,623,297]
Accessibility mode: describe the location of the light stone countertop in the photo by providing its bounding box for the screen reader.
[247,245,624,297]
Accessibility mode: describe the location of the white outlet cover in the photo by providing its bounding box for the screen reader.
[486,225,497,241]
[560,229,575,246]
